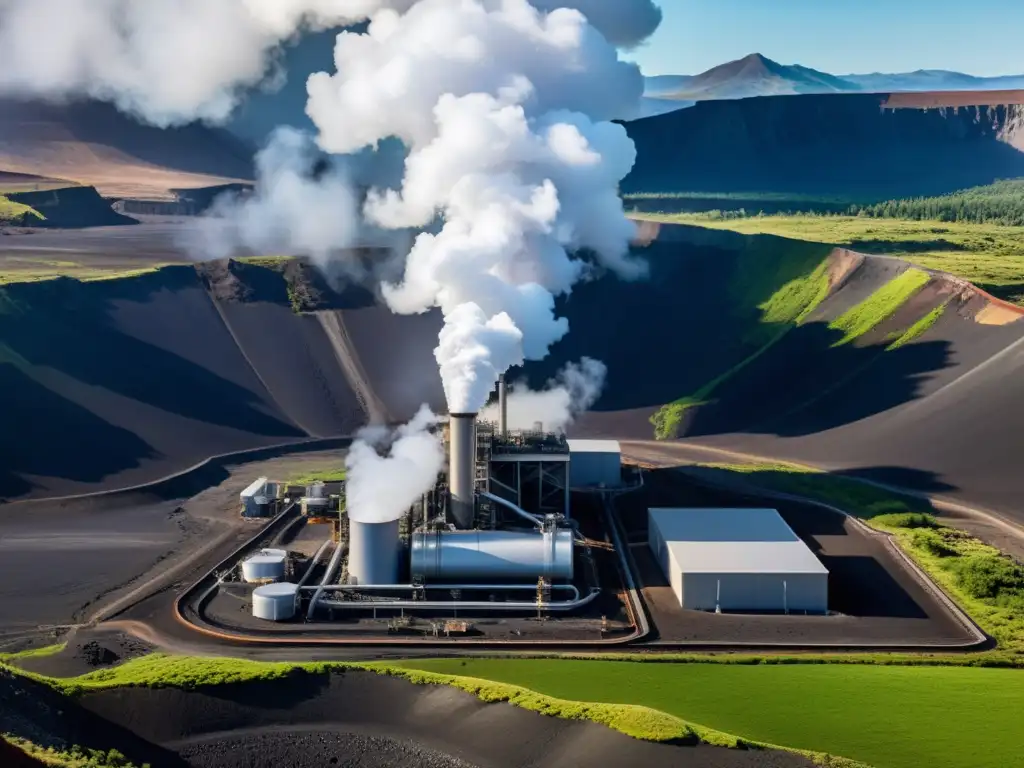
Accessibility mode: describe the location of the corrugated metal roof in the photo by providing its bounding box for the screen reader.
[649,508,828,575]
[567,439,621,454]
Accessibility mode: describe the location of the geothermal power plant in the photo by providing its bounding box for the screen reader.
[226,376,625,636]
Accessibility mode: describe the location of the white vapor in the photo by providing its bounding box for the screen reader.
[306,0,651,413]
[185,127,363,264]
[0,0,660,126]
[344,404,444,524]
[480,357,606,432]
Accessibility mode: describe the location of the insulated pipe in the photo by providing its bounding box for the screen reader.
[302,583,580,600]
[318,588,600,613]
[479,490,543,529]
[448,413,476,529]
[498,374,508,435]
[295,537,333,588]
[306,542,345,620]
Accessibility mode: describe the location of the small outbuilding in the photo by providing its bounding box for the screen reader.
[240,477,270,517]
[648,508,828,613]
[567,439,621,488]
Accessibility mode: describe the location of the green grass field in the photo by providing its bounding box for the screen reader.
[390,658,1022,768]
[640,214,1024,304]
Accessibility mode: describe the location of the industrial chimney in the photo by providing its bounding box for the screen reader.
[448,413,476,529]
[498,374,508,436]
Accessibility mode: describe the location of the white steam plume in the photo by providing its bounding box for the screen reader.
[480,357,606,432]
[344,404,443,524]
[306,0,652,414]
[0,0,660,126]
[185,127,363,264]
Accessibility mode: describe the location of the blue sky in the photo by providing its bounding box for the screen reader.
[627,0,1024,76]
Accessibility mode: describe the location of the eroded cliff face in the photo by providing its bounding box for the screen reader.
[623,92,1024,197]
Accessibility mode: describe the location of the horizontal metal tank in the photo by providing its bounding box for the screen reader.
[347,518,400,585]
[252,582,298,621]
[241,549,287,583]
[410,529,574,581]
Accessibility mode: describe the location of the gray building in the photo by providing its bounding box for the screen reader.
[567,439,621,488]
[240,476,270,518]
[648,508,828,613]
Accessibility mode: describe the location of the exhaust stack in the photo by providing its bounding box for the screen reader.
[498,374,508,435]
[448,413,476,529]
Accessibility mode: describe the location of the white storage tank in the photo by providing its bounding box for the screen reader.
[347,519,400,585]
[252,582,298,621]
[241,549,287,583]
[410,529,574,581]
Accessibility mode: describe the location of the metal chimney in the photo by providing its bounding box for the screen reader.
[448,413,476,529]
[498,374,508,436]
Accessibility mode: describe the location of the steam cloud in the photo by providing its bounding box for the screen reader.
[0,0,661,125]
[480,357,606,432]
[306,0,651,413]
[344,405,444,523]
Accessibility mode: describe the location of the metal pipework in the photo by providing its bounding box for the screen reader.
[303,583,580,600]
[448,413,476,530]
[306,542,345,620]
[480,490,543,529]
[410,528,574,581]
[318,588,599,613]
[295,537,334,588]
[498,374,508,435]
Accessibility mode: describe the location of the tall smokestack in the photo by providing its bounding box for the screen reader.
[448,413,476,530]
[498,374,508,436]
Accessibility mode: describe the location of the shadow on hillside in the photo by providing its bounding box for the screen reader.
[0,274,307,498]
[846,237,967,254]
[683,316,953,439]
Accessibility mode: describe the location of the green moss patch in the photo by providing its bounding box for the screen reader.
[827,268,931,346]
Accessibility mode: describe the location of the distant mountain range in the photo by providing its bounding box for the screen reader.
[642,53,1024,116]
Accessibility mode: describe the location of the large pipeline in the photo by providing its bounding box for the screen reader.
[319,587,600,613]
[306,541,346,620]
[479,490,543,528]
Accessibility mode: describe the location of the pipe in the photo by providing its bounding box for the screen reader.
[306,541,345,620]
[479,490,543,528]
[498,374,508,435]
[295,537,333,588]
[303,583,580,600]
[318,588,600,613]
[448,413,476,529]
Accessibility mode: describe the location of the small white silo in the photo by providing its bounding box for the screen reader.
[241,549,288,583]
[252,582,299,621]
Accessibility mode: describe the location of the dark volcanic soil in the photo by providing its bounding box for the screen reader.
[79,671,813,768]
[614,467,976,647]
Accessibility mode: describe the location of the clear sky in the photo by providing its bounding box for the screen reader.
[627,0,1024,77]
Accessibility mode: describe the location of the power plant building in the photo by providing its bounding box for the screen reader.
[648,508,828,613]
[240,476,271,517]
[567,440,622,488]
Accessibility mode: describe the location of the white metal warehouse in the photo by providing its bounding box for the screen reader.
[567,439,621,488]
[648,508,828,613]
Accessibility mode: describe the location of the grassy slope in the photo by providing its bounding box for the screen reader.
[650,243,833,439]
[0,195,44,225]
[4,737,146,768]
[389,658,1022,768]
[694,463,1024,653]
[644,214,1024,304]
[1,656,864,768]
[827,267,930,346]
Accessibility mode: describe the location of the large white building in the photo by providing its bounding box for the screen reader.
[648,507,828,613]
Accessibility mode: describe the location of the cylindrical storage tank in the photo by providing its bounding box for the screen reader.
[347,518,400,585]
[410,529,574,581]
[448,413,476,530]
[252,582,298,620]
[241,550,287,583]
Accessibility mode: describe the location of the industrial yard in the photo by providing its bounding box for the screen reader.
[138,381,980,651]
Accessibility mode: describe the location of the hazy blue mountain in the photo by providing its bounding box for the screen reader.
[644,53,1024,106]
